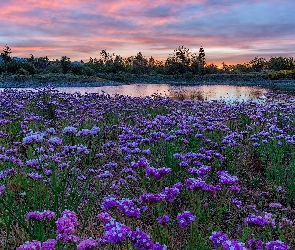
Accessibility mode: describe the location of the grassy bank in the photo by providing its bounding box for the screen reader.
[1,72,295,90]
[0,88,295,249]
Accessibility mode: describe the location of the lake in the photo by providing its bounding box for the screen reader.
[56,84,271,102]
[1,84,272,102]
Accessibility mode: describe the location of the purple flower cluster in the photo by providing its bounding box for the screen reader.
[0,167,15,180]
[0,185,5,196]
[63,126,77,134]
[56,210,79,243]
[160,182,183,202]
[188,165,212,176]
[77,238,97,250]
[117,198,141,218]
[209,231,228,247]
[218,170,239,185]
[177,211,196,228]
[157,214,170,225]
[185,178,221,193]
[103,220,131,244]
[222,239,247,250]
[265,240,289,250]
[248,239,264,250]
[27,172,43,181]
[145,166,171,179]
[17,239,57,250]
[128,229,167,250]
[244,214,269,227]
[26,210,56,221]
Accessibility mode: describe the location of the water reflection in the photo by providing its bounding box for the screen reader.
[56,84,270,102]
[0,84,272,102]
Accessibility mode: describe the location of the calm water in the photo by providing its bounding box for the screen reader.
[1,84,272,102]
[56,84,271,102]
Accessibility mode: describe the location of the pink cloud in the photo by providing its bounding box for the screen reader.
[0,0,294,64]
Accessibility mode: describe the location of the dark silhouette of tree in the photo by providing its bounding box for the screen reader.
[268,57,295,71]
[132,52,148,74]
[198,46,206,68]
[165,45,191,74]
[191,46,206,74]
[249,57,267,72]
[60,56,72,74]
[1,44,12,63]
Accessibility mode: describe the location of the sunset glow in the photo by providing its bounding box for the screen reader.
[1,0,294,64]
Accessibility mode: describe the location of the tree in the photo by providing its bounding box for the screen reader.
[1,44,12,63]
[60,56,72,74]
[165,45,191,74]
[132,52,148,74]
[249,57,267,72]
[268,57,295,71]
[197,46,206,69]
[191,46,206,74]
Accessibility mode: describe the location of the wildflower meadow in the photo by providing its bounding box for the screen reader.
[0,87,294,249]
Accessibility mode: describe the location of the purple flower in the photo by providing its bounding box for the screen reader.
[269,202,282,209]
[97,212,113,224]
[185,177,206,190]
[90,126,100,135]
[17,240,41,250]
[22,133,44,144]
[177,211,196,228]
[78,238,97,250]
[63,126,77,134]
[276,186,283,192]
[76,129,90,137]
[230,185,241,193]
[56,210,78,243]
[218,170,239,185]
[117,198,141,218]
[0,168,15,179]
[232,198,242,208]
[222,239,247,250]
[145,166,171,179]
[27,172,43,181]
[157,215,170,225]
[128,229,154,249]
[48,137,62,145]
[265,240,289,250]
[153,243,167,250]
[26,211,44,221]
[248,239,264,250]
[62,210,78,227]
[244,214,268,227]
[209,231,228,248]
[188,165,211,176]
[56,217,75,242]
[139,193,164,204]
[101,195,118,210]
[42,210,56,220]
[41,239,57,250]
[161,184,182,202]
[104,220,131,244]
[0,185,5,196]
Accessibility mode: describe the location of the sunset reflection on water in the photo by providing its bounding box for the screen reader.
[56,84,270,102]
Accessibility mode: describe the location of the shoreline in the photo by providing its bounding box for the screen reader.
[1,75,295,91]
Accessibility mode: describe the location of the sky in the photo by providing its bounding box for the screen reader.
[0,0,294,65]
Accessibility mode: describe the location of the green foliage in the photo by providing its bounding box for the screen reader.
[265,69,295,80]
[268,57,295,71]
[1,44,295,81]
[0,44,12,63]
[249,57,267,72]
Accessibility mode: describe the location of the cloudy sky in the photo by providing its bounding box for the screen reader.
[0,0,294,65]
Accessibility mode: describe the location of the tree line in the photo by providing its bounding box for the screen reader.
[0,44,294,77]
